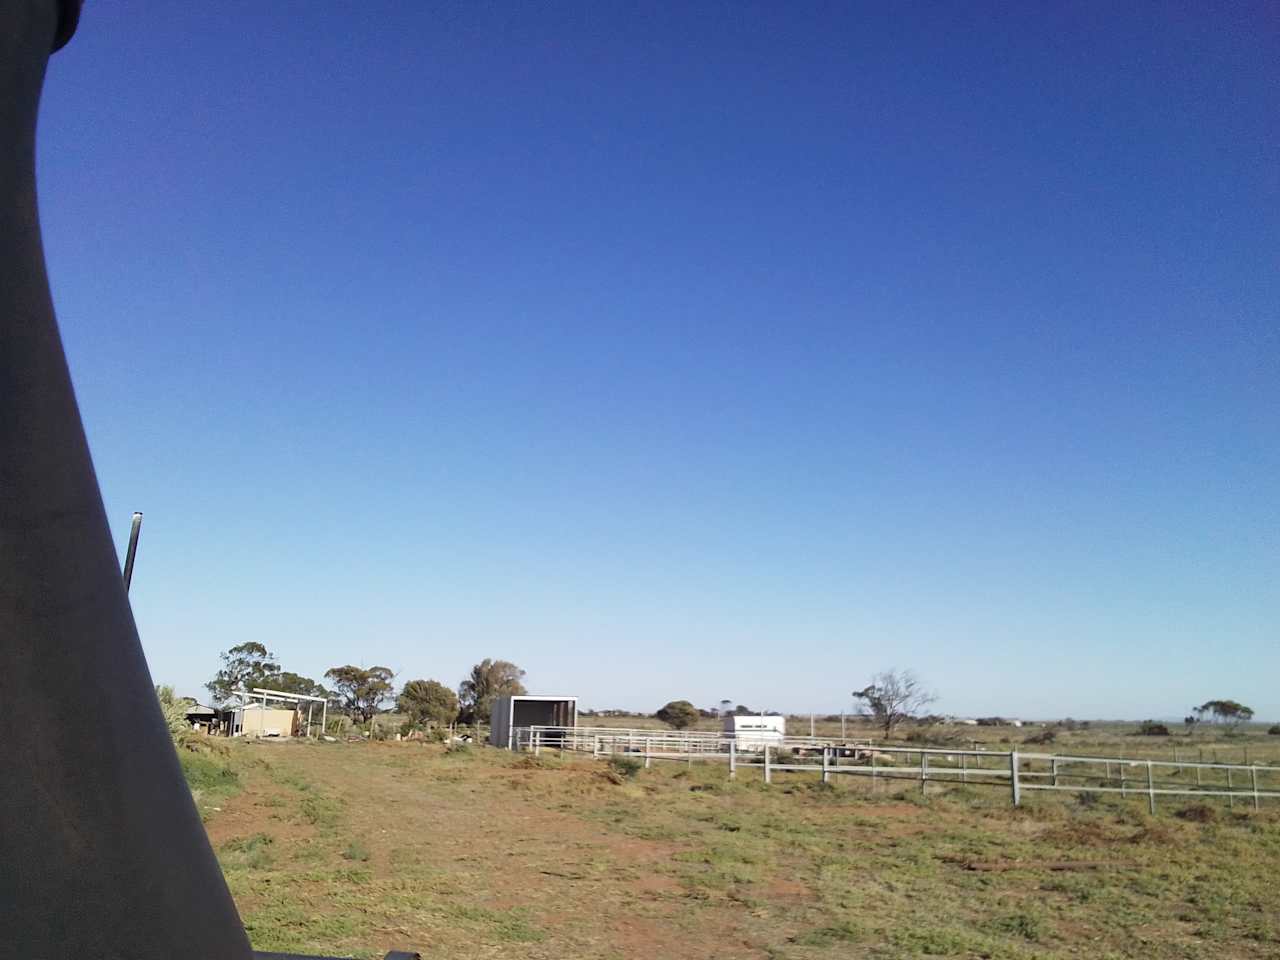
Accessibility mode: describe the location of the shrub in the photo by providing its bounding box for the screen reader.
[655,700,700,730]
[1135,720,1170,736]
[1268,725,1280,736]
[1176,803,1217,823]
[155,685,191,739]
[1023,729,1056,745]
[607,756,643,779]
[343,839,371,862]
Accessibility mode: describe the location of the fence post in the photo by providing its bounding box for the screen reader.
[920,751,928,796]
[534,729,541,757]
[729,739,736,779]
[1120,764,1126,798]
[1228,768,1234,810]
[870,750,877,786]
[1051,757,1059,788]
[764,745,772,785]
[1195,761,1202,787]
[961,752,968,783]
[1252,765,1259,811]
[1146,761,1155,815]
[822,746,830,784]
[1010,751,1020,806]
[644,737,651,770]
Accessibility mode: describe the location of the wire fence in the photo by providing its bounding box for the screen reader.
[514,725,1280,813]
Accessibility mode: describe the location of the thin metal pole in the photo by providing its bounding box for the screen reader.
[644,737,651,769]
[306,701,314,738]
[1010,751,1020,806]
[764,745,772,785]
[1228,768,1234,809]
[729,739,736,779]
[1146,761,1155,815]
[822,746,830,784]
[1252,765,1259,811]
[961,752,968,783]
[321,700,327,739]
[1052,757,1059,788]
[920,751,928,795]
[121,512,143,592]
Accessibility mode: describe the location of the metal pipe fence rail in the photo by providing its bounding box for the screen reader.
[512,727,1280,813]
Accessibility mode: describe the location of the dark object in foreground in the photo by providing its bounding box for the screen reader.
[0,5,413,957]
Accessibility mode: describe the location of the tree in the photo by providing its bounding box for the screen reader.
[1194,699,1255,730]
[656,700,699,730]
[732,704,755,716]
[718,699,733,717]
[852,669,937,739]
[270,671,329,701]
[458,659,526,724]
[398,679,459,728]
[155,684,191,738]
[206,642,279,705]
[324,665,395,722]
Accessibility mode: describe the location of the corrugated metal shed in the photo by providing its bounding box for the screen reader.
[489,695,577,749]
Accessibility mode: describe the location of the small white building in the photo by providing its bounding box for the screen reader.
[723,714,785,750]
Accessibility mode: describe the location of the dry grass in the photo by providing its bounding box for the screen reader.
[191,738,1280,959]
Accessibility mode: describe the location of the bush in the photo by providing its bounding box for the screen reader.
[655,700,700,729]
[342,839,371,862]
[1176,803,1217,823]
[1023,729,1056,745]
[1268,725,1280,736]
[155,685,191,738]
[1135,720,1170,736]
[607,756,643,779]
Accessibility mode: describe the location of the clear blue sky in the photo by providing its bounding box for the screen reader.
[37,2,1277,719]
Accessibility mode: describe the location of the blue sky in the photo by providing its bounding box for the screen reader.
[37,3,1277,719]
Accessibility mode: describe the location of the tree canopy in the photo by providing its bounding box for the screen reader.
[1193,700,1255,729]
[324,665,395,722]
[656,699,700,730]
[458,659,526,723]
[852,668,936,738]
[271,671,329,701]
[206,642,279,705]
[398,679,459,727]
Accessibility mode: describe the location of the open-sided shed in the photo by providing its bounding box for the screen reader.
[490,695,577,749]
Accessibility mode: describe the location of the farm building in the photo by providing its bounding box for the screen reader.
[723,714,785,749]
[183,702,218,733]
[235,702,299,738]
[490,695,577,749]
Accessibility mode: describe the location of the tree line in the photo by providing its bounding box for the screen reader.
[205,642,528,728]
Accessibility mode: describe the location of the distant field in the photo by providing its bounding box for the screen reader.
[192,736,1280,959]
[582,715,1280,764]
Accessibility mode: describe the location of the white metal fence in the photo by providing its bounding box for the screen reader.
[514,726,1280,813]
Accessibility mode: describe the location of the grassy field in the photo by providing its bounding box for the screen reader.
[191,736,1280,959]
